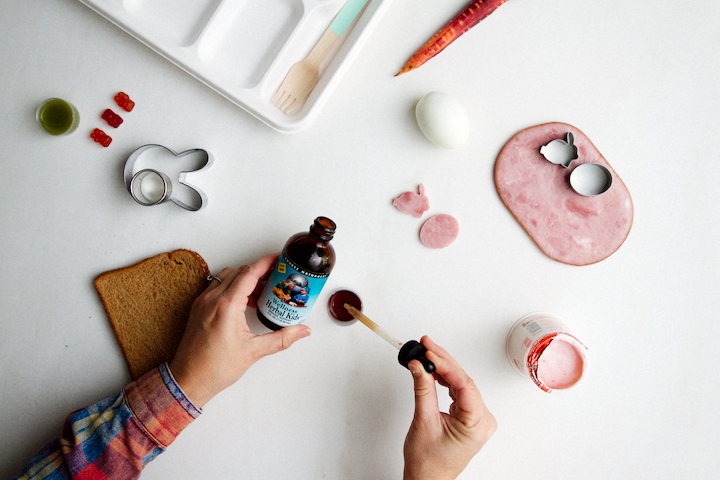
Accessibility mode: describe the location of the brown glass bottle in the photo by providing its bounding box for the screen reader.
[257,217,336,330]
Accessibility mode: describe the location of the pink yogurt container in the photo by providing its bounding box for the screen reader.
[506,312,588,393]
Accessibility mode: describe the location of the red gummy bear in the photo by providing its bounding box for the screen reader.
[114,92,135,112]
[101,109,123,128]
[90,128,112,147]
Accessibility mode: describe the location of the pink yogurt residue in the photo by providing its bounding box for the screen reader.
[537,337,585,390]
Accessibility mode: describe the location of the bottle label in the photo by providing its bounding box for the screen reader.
[257,254,330,327]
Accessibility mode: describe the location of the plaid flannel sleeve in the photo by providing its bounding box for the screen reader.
[13,363,201,480]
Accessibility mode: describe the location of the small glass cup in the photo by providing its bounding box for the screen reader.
[36,98,80,135]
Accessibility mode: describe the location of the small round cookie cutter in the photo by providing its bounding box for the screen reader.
[123,144,213,211]
[569,163,613,196]
[129,169,173,206]
[540,132,613,196]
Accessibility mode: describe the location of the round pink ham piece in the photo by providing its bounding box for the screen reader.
[420,214,459,248]
[393,184,430,218]
[495,123,633,266]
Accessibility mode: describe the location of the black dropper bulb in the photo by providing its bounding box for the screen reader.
[398,340,436,373]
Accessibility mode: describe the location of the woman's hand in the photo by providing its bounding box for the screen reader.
[169,253,311,408]
[403,336,497,480]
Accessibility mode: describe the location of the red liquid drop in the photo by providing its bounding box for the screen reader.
[328,290,362,321]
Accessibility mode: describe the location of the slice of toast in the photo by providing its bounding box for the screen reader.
[95,249,210,380]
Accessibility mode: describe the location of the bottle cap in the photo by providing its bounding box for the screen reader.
[398,340,436,373]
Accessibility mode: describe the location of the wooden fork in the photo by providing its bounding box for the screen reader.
[272,29,340,114]
[272,0,369,114]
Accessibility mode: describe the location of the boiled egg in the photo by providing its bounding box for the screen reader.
[415,91,469,149]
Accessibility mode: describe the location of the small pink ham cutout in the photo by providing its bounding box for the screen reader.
[495,123,633,266]
[420,214,459,248]
[393,184,430,218]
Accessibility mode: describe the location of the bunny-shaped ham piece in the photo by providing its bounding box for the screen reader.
[393,184,430,218]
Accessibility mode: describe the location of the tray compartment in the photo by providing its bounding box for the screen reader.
[121,0,222,46]
[195,0,304,89]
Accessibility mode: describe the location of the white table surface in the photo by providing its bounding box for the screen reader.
[2,1,719,478]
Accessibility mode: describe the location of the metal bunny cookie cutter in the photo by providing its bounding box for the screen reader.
[540,132,578,168]
[540,132,612,196]
[124,144,213,211]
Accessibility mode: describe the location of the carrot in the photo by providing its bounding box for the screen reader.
[395,0,511,76]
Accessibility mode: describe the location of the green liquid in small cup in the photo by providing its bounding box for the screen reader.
[37,99,79,135]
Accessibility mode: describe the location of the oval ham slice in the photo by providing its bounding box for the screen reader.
[420,214,459,248]
[393,184,430,218]
[495,123,633,266]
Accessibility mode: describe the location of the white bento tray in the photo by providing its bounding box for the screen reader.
[77,0,393,133]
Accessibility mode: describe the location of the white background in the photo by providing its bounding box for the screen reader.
[1,0,719,479]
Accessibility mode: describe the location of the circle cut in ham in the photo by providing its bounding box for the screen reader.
[419,214,459,249]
